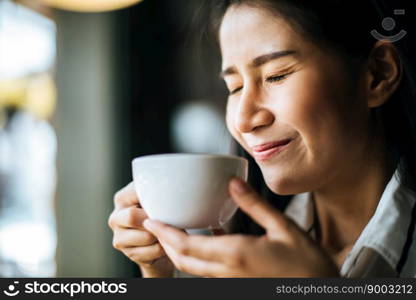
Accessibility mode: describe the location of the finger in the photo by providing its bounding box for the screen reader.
[144,219,239,263]
[229,178,291,234]
[113,182,141,209]
[161,241,231,278]
[110,206,149,229]
[143,219,188,244]
[112,228,158,249]
[123,243,166,264]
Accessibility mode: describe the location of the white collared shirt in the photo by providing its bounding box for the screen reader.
[285,169,416,277]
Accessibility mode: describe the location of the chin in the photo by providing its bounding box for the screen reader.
[262,172,302,196]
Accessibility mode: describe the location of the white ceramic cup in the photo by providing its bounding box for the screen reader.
[132,153,248,229]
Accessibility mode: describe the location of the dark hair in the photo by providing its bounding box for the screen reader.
[199,0,416,235]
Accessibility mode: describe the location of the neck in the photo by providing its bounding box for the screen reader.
[312,140,396,254]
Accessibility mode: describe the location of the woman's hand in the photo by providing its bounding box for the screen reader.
[108,183,174,277]
[143,178,339,277]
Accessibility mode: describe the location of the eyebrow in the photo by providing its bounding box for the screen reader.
[219,50,297,78]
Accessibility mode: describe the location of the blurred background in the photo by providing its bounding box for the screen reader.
[0,0,231,277]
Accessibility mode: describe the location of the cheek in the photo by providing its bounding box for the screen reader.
[225,101,238,140]
[279,69,355,154]
[263,69,366,194]
[266,76,327,163]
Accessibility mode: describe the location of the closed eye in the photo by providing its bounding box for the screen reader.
[266,73,291,83]
[228,72,292,95]
[229,86,242,96]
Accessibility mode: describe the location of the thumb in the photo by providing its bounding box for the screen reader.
[229,178,292,235]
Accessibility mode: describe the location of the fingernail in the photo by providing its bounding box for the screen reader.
[230,178,249,195]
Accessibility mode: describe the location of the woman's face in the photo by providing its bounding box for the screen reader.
[220,5,372,195]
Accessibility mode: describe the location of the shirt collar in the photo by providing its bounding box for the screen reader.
[284,168,416,275]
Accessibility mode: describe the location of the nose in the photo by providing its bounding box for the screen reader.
[234,85,275,133]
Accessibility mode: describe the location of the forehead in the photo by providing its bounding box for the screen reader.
[219,5,302,67]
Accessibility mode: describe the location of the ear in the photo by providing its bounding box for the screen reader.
[365,41,402,108]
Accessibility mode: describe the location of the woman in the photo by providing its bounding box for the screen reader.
[108,0,416,277]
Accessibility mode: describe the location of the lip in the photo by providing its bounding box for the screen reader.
[251,139,293,161]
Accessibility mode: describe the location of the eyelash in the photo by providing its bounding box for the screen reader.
[266,73,289,83]
[228,73,291,96]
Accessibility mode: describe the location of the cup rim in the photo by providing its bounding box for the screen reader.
[132,153,248,164]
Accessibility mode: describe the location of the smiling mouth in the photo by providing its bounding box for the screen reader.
[252,139,293,161]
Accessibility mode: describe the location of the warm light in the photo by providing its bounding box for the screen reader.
[40,0,144,12]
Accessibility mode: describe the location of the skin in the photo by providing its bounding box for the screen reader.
[108,183,174,277]
[144,178,339,277]
[109,4,401,277]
